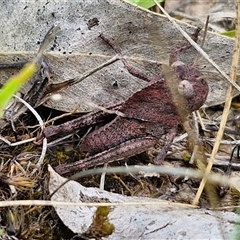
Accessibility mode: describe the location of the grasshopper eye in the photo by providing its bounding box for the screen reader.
[178,80,194,97]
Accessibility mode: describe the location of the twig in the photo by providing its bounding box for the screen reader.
[99,163,108,190]
[0,199,198,208]
[47,133,76,147]
[28,103,83,129]
[69,55,119,85]
[0,135,36,146]
[193,15,210,67]
[51,165,240,195]
[86,102,125,117]
[189,112,199,165]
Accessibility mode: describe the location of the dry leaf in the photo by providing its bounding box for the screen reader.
[48,165,237,239]
[0,0,239,114]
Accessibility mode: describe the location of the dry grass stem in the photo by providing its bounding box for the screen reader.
[193,0,240,205]
[13,94,47,168]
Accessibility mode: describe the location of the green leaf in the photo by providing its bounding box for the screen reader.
[0,62,37,118]
[0,26,59,119]
[220,30,235,38]
[128,0,165,9]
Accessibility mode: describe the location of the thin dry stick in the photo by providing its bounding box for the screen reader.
[0,135,36,146]
[196,110,205,131]
[51,163,240,200]
[189,112,199,165]
[0,199,198,208]
[190,16,208,161]
[69,55,119,85]
[86,102,125,117]
[193,15,209,67]
[29,103,84,128]
[194,16,209,131]
[193,0,240,205]
[99,163,107,190]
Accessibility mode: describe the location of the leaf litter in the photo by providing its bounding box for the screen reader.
[0,0,240,239]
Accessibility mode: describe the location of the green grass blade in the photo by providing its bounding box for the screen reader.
[0,62,37,118]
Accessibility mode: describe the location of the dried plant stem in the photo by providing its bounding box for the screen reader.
[193,0,240,205]
[154,0,240,205]
[69,55,119,85]
[0,199,197,208]
[196,110,205,130]
[13,94,47,168]
[193,15,209,67]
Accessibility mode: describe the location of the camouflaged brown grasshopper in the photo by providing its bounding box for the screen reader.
[43,30,209,175]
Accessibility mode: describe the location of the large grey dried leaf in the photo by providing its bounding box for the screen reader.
[0,0,239,113]
[48,165,236,239]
